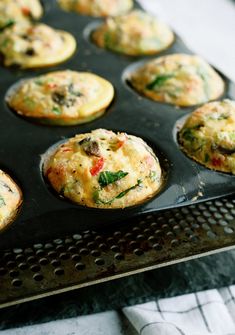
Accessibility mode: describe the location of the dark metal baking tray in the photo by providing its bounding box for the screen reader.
[1,0,235,249]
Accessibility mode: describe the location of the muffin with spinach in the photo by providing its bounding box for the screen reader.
[179,100,235,173]
[43,129,162,208]
[0,22,76,68]
[7,70,114,125]
[129,54,224,107]
[92,10,174,56]
[58,0,133,17]
[0,170,22,232]
[0,0,43,30]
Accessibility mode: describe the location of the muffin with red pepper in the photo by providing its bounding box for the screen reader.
[58,0,133,17]
[7,70,114,125]
[0,0,43,30]
[129,54,224,107]
[0,170,23,232]
[92,10,174,56]
[43,129,162,208]
[179,100,235,174]
[0,22,76,68]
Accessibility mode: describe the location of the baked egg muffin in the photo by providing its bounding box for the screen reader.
[0,0,43,30]
[43,129,162,208]
[58,0,133,17]
[7,70,114,125]
[129,54,224,107]
[178,100,235,174]
[0,22,76,68]
[92,10,174,56]
[0,170,22,231]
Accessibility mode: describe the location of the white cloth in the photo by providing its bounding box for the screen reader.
[123,287,235,335]
[0,311,130,335]
[2,286,235,334]
[1,0,235,334]
[138,0,235,82]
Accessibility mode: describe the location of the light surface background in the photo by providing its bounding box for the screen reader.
[139,0,235,82]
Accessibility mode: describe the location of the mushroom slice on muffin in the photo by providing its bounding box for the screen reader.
[43,129,162,208]
[7,71,114,125]
[92,10,174,56]
[129,54,224,107]
[0,22,76,68]
[0,170,22,232]
[178,100,235,174]
[58,0,133,17]
[0,0,43,30]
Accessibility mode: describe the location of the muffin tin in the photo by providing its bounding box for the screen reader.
[1,0,235,249]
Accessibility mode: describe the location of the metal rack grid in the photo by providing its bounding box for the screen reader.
[1,196,235,309]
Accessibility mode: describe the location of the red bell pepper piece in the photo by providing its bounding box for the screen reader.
[46,83,57,89]
[90,157,104,176]
[61,148,72,152]
[21,7,31,16]
[116,140,125,149]
[212,157,222,167]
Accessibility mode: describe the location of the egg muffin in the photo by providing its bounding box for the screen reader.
[58,0,133,17]
[7,70,114,125]
[178,100,235,174]
[92,10,174,56]
[0,0,43,30]
[129,54,224,107]
[0,170,23,231]
[0,22,76,68]
[43,129,162,208]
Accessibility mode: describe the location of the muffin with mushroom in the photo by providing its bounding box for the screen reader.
[58,0,133,17]
[179,100,235,174]
[0,22,76,68]
[129,54,224,107]
[92,10,174,56]
[0,170,23,232]
[7,70,114,125]
[43,129,162,208]
[0,0,43,30]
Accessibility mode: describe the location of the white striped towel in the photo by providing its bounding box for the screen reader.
[123,286,235,335]
[2,286,235,334]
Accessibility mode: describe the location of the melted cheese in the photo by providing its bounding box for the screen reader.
[130,54,224,106]
[92,10,174,56]
[179,100,235,174]
[44,129,162,208]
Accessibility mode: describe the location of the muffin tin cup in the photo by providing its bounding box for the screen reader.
[1,0,235,249]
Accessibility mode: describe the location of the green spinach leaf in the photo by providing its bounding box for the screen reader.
[146,74,174,90]
[52,106,61,115]
[0,19,15,31]
[98,170,128,187]
[0,195,5,208]
[93,179,142,205]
